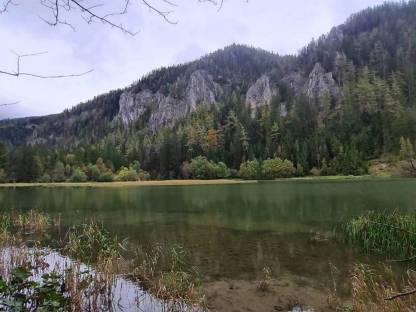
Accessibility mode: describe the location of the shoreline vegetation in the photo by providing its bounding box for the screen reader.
[0,210,207,311]
[0,209,336,311]
[1,209,416,310]
[0,175,404,188]
[340,212,416,311]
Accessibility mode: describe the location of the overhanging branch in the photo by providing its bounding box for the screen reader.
[0,51,93,78]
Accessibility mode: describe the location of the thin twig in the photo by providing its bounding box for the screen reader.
[0,101,19,106]
[0,51,93,78]
[385,289,416,301]
[0,0,16,13]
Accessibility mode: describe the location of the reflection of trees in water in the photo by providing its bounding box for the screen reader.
[1,181,415,229]
[0,181,409,286]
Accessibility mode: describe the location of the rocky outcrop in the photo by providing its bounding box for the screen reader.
[304,63,339,100]
[118,90,160,125]
[118,70,222,130]
[186,70,222,111]
[246,75,278,115]
[282,72,305,95]
[149,96,185,130]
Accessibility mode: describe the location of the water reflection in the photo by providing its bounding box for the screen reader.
[1,179,415,285]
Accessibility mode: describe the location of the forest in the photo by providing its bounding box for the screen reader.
[1,1,416,182]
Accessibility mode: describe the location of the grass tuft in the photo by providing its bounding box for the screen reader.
[342,211,416,259]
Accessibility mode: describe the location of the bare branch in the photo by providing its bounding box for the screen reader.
[0,51,93,78]
[385,289,416,301]
[69,0,139,35]
[141,0,177,24]
[0,0,17,13]
[0,0,230,79]
[3,1,229,35]
[0,103,18,106]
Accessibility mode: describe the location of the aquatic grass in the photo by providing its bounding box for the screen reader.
[257,266,272,292]
[0,212,122,311]
[133,245,206,311]
[0,210,207,311]
[0,244,128,312]
[12,209,51,233]
[63,222,122,265]
[0,214,11,246]
[339,212,416,309]
[342,211,416,259]
[351,264,416,311]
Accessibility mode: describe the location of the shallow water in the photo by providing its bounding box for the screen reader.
[1,179,415,292]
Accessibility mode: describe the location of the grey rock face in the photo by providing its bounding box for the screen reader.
[118,90,159,125]
[149,95,185,130]
[279,102,288,117]
[118,70,222,130]
[304,63,339,100]
[246,75,277,115]
[282,72,305,95]
[186,70,222,111]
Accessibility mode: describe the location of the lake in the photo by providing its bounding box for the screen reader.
[1,178,415,310]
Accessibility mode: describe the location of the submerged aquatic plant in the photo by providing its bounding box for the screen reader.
[342,211,416,259]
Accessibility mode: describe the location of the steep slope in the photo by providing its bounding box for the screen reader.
[2,1,416,181]
[0,44,281,145]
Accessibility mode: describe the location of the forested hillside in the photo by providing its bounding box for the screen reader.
[1,1,416,182]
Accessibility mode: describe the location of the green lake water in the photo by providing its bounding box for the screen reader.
[1,178,415,288]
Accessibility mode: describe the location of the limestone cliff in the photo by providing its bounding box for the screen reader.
[245,75,278,115]
[118,70,222,130]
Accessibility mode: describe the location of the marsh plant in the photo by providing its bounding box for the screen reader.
[342,211,416,259]
[0,244,132,312]
[257,266,272,292]
[0,210,207,311]
[351,264,416,311]
[0,266,68,311]
[13,210,51,233]
[340,212,416,311]
[63,222,122,264]
[134,245,206,311]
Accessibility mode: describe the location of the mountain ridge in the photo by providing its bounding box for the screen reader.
[2,1,416,181]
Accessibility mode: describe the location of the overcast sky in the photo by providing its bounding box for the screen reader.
[0,0,388,119]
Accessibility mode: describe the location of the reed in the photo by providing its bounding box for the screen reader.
[351,264,416,311]
[0,210,207,311]
[63,222,121,264]
[133,245,206,311]
[342,211,416,259]
[257,266,272,292]
[12,209,51,233]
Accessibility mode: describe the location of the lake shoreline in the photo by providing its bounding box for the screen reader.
[0,175,402,188]
[0,179,254,188]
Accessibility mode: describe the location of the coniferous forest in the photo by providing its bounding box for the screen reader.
[2,1,416,182]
